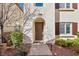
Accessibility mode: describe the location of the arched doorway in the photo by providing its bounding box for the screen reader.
[34,17,45,43]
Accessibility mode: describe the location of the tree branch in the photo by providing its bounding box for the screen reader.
[23,8,38,27]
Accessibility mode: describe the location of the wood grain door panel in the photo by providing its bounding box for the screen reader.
[35,22,43,40]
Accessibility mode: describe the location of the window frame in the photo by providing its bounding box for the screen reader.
[60,22,72,36]
[35,3,43,7]
[66,3,70,8]
[59,3,65,8]
[66,23,71,34]
[60,23,65,34]
[59,3,72,8]
[18,3,24,10]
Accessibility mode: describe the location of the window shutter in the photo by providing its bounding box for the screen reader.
[55,22,60,35]
[72,3,77,9]
[72,23,77,35]
[55,3,59,9]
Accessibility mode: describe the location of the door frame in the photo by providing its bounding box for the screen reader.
[32,17,45,43]
[35,22,44,42]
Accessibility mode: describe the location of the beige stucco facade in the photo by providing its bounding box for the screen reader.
[0,3,79,43]
[0,4,24,33]
[23,3,55,44]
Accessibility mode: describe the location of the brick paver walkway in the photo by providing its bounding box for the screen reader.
[28,43,52,56]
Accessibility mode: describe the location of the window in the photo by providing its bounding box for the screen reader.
[59,3,71,8]
[18,3,24,9]
[66,3,70,8]
[60,23,72,35]
[59,3,65,8]
[35,3,43,7]
[66,23,71,34]
[60,23,65,34]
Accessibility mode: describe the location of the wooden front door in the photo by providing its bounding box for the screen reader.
[35,22,44,41]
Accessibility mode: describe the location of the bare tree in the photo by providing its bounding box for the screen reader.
[0,3,16,43]
[0,3,38,43]
[22,4,39,34]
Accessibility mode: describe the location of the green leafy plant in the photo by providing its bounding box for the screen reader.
[55,39,67,47]
[55,35,79,53]
[55,38,79,47]
[77,32,79,38]
[72,39,79,46]
[65,39,74,47]
[72,39,79,53]
[10,32,28,55]
[11,32,23,48]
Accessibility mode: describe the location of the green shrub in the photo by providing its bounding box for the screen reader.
[55,39,79,47]
[72,39,79,46]
[77,32,79,38]
[10,32,28,56]
[65,39,74,47]
[71,39,79,53]
[10,32,23,48]
[55,39,67,47]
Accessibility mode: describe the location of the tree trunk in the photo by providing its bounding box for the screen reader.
[1,25,4,43]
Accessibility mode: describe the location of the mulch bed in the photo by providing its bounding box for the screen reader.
[1,43,79,56]
[0,43,32,56]
[47,44,79,56]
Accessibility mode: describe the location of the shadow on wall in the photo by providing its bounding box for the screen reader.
[23,34,32,44]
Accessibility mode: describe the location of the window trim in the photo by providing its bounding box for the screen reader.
[66,3,70,8]
[60,22,72,36]
[35,3,43,7]
[33,3,47,8]
[59,3,72,9]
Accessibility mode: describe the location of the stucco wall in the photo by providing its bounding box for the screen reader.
[60,11,77,22]
[56,10,78,22]
[3,4,24,32]
[23,3,55,43]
